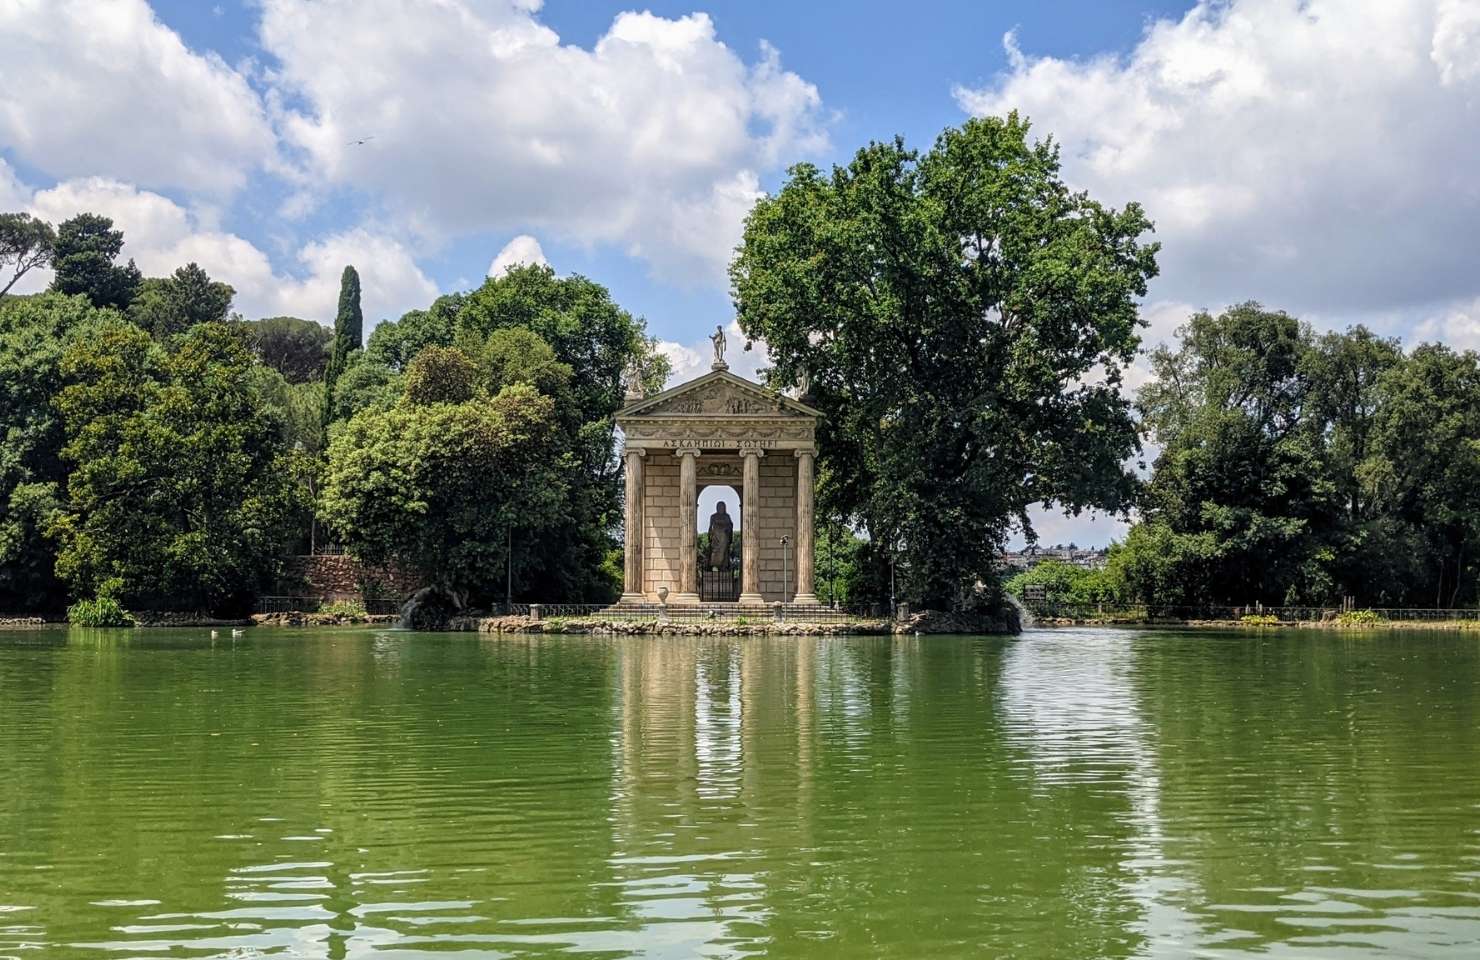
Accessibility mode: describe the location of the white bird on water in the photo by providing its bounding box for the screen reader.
[231,628,245,637]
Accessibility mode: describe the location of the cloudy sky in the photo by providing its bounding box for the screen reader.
[3,0,1477,545]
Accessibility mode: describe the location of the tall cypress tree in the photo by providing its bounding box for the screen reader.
[320,266,363,439]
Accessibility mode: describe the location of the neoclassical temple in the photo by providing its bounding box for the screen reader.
[615,331,820,606]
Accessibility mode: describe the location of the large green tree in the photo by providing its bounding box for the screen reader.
[730,115,1159,608]
[49,213,142,310]
[425,265,665,600]
[320,265,364,440]
[0,293,115,611]
[242,315,334,382]
[0,212,55,298]
[126,262,235,339]
[1130,304,1335,605]
[320,381,565,605]
[51,321,302,612]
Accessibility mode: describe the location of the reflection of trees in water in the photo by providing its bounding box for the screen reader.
[1128,631,1480,955]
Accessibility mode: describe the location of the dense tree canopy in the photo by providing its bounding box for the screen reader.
[49,213,141,310]
[241,316,334,383]
[50,321,302,613]
[1120,304,1480,607]
[127,262,235,339]
[0,293,115,611]
[321,382,565,605]
[0,212,55,298]
[731,114,1159,609]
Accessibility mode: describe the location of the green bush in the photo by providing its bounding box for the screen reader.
[1239,614,1279,626]
[67,595,134,627]
[320,598,366,618]
[1336,609,1386,626]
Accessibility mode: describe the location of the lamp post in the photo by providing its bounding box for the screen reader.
[780,535,791,603]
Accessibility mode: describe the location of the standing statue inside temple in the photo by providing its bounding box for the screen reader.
[706,501,733,570]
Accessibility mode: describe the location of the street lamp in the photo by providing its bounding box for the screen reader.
[779,535,791,603]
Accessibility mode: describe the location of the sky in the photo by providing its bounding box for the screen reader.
[2,0,1478,547]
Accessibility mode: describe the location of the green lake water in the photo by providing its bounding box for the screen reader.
[1,626,1477,959]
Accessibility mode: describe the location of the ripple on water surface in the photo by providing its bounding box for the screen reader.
[0,626,1478,958]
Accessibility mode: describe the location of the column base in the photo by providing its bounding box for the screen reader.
[791,593,820,605]
[616,592,649,606]
[737,593,765,606]
[670,592,700,606]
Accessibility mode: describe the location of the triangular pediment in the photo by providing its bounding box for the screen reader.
[618,369,820,420]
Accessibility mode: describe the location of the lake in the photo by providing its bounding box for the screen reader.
[1,626,1477,958]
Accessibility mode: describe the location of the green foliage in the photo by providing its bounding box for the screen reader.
[320,598,367,618]
[67,594,134,627]
[730,115,1158,609]
[240,316,334,382]
[1125,305,1480,608]
[321,265,364,440]
[365,294,464,371]
[320,383,566,603]
[327,353,401,424]
[1335,609,1386,626]
[1004,559,1122,604]
[0,293,117,611]
[49,214,141,310]
[127,263,234,339]
[51,321,303,613]
[403,345,479,406]
[1239,614,1279,626]
[0,212,56,297]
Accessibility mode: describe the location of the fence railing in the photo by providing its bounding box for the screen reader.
[1024,602,1480,623]
[255,596,403,616]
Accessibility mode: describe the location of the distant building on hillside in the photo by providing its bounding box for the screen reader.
[999,544,1109,571]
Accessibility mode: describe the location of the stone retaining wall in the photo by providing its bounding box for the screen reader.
[278,555,418,600]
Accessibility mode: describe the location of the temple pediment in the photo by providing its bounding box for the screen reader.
[617,370,820,420]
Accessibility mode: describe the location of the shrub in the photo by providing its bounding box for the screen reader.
[1336,609,1386,626]
[320,598,366,618]
[67,595,134,627]
[1239,613,1279,626]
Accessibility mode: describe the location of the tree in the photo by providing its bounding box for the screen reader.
[127,262,235,339]
[1366,344,1480,606]
[403,345,479,406]
[51,321,302,612]
[240,316,334,382]
[49,213,141,310]
[730,114,1159,609]
[321,265,363,440]
[450,265,667,601]
[0,212,56,298]
[1130,304,1336,605]
[320,383,565,605]
[0,293,115,611]
[365,294,464,371]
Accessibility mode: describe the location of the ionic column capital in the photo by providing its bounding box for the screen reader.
[793,448,816,460]
[673,448,701,458]
[623,447,647,459]
[739,448,766,460]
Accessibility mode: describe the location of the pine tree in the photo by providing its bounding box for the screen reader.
[320,266,363,439]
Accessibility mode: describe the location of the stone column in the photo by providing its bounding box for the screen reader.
[793,448,819,604]
[620,447,646,603]
[674,449,701,604]
[738,449,765,605]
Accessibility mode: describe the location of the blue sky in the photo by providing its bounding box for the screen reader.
[3,0,1478,546]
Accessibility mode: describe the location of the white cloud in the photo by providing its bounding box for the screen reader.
[956,0,1480,328]
[258,0,825,285]
[488,234,548,278]
[19,176,435,330]
[1413,296,1480,350]
[0,0,274,195]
